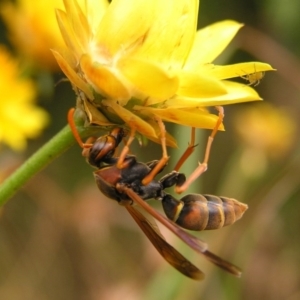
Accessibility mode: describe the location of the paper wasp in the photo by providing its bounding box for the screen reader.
[68,108,247,280]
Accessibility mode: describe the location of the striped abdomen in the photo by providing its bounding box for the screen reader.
[162,194,248,231]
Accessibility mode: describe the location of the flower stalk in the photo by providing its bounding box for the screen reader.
[0,121,99,206]
[0,125,74,205]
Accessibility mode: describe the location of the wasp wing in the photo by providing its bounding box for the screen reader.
[119,184,207,252]
[125,204,204,280]
[120,184,242,277]
[202,250,242,277]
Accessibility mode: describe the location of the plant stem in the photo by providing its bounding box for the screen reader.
[0,125,76,206]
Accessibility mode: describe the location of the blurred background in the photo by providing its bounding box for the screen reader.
[0,1,299,299]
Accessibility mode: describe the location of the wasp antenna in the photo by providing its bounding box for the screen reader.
[67,108,86,148]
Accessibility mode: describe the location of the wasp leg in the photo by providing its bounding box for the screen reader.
[145,160,159,170]
[142,117,169,185]
[175,106,224,194]
[174,127,198,172]
[117,127,136,169]
[159,171,186,189]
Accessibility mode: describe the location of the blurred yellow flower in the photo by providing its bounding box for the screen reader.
[234,103,296,159]
[0,46,49,151]
[53,0,274,144]
[1,0,66,70]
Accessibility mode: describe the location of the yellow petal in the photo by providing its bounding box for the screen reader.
[95,0,155,56]
[102,100,157,138]
[205,62,275,79]
[83,99,116,126]
[55,8,83,59]
[0,46,49,150]
[177,71,227,98]
[51,50,94,99]
[118,57,179,102]
[84,0,109,31]
[133,0,199,68]
[165,81,262,108]
[134,106,223,130]
[80,54,130,103]
[185,20,243,69]
[95,0,198,68]
[62,0,90,50]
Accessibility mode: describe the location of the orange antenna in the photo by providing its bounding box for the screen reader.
[68,108,92,149]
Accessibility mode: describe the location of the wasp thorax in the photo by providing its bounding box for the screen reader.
[162,194,248,231]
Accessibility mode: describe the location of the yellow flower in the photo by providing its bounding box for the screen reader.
[0,46,49,151]
[234,103,296,159]
[1,0,66,70]
[53,0,274,145]
[232,103,296,177]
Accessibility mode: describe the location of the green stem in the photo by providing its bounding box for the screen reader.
[0,125,76,206]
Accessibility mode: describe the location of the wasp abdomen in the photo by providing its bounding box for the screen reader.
[162,194,248,231]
